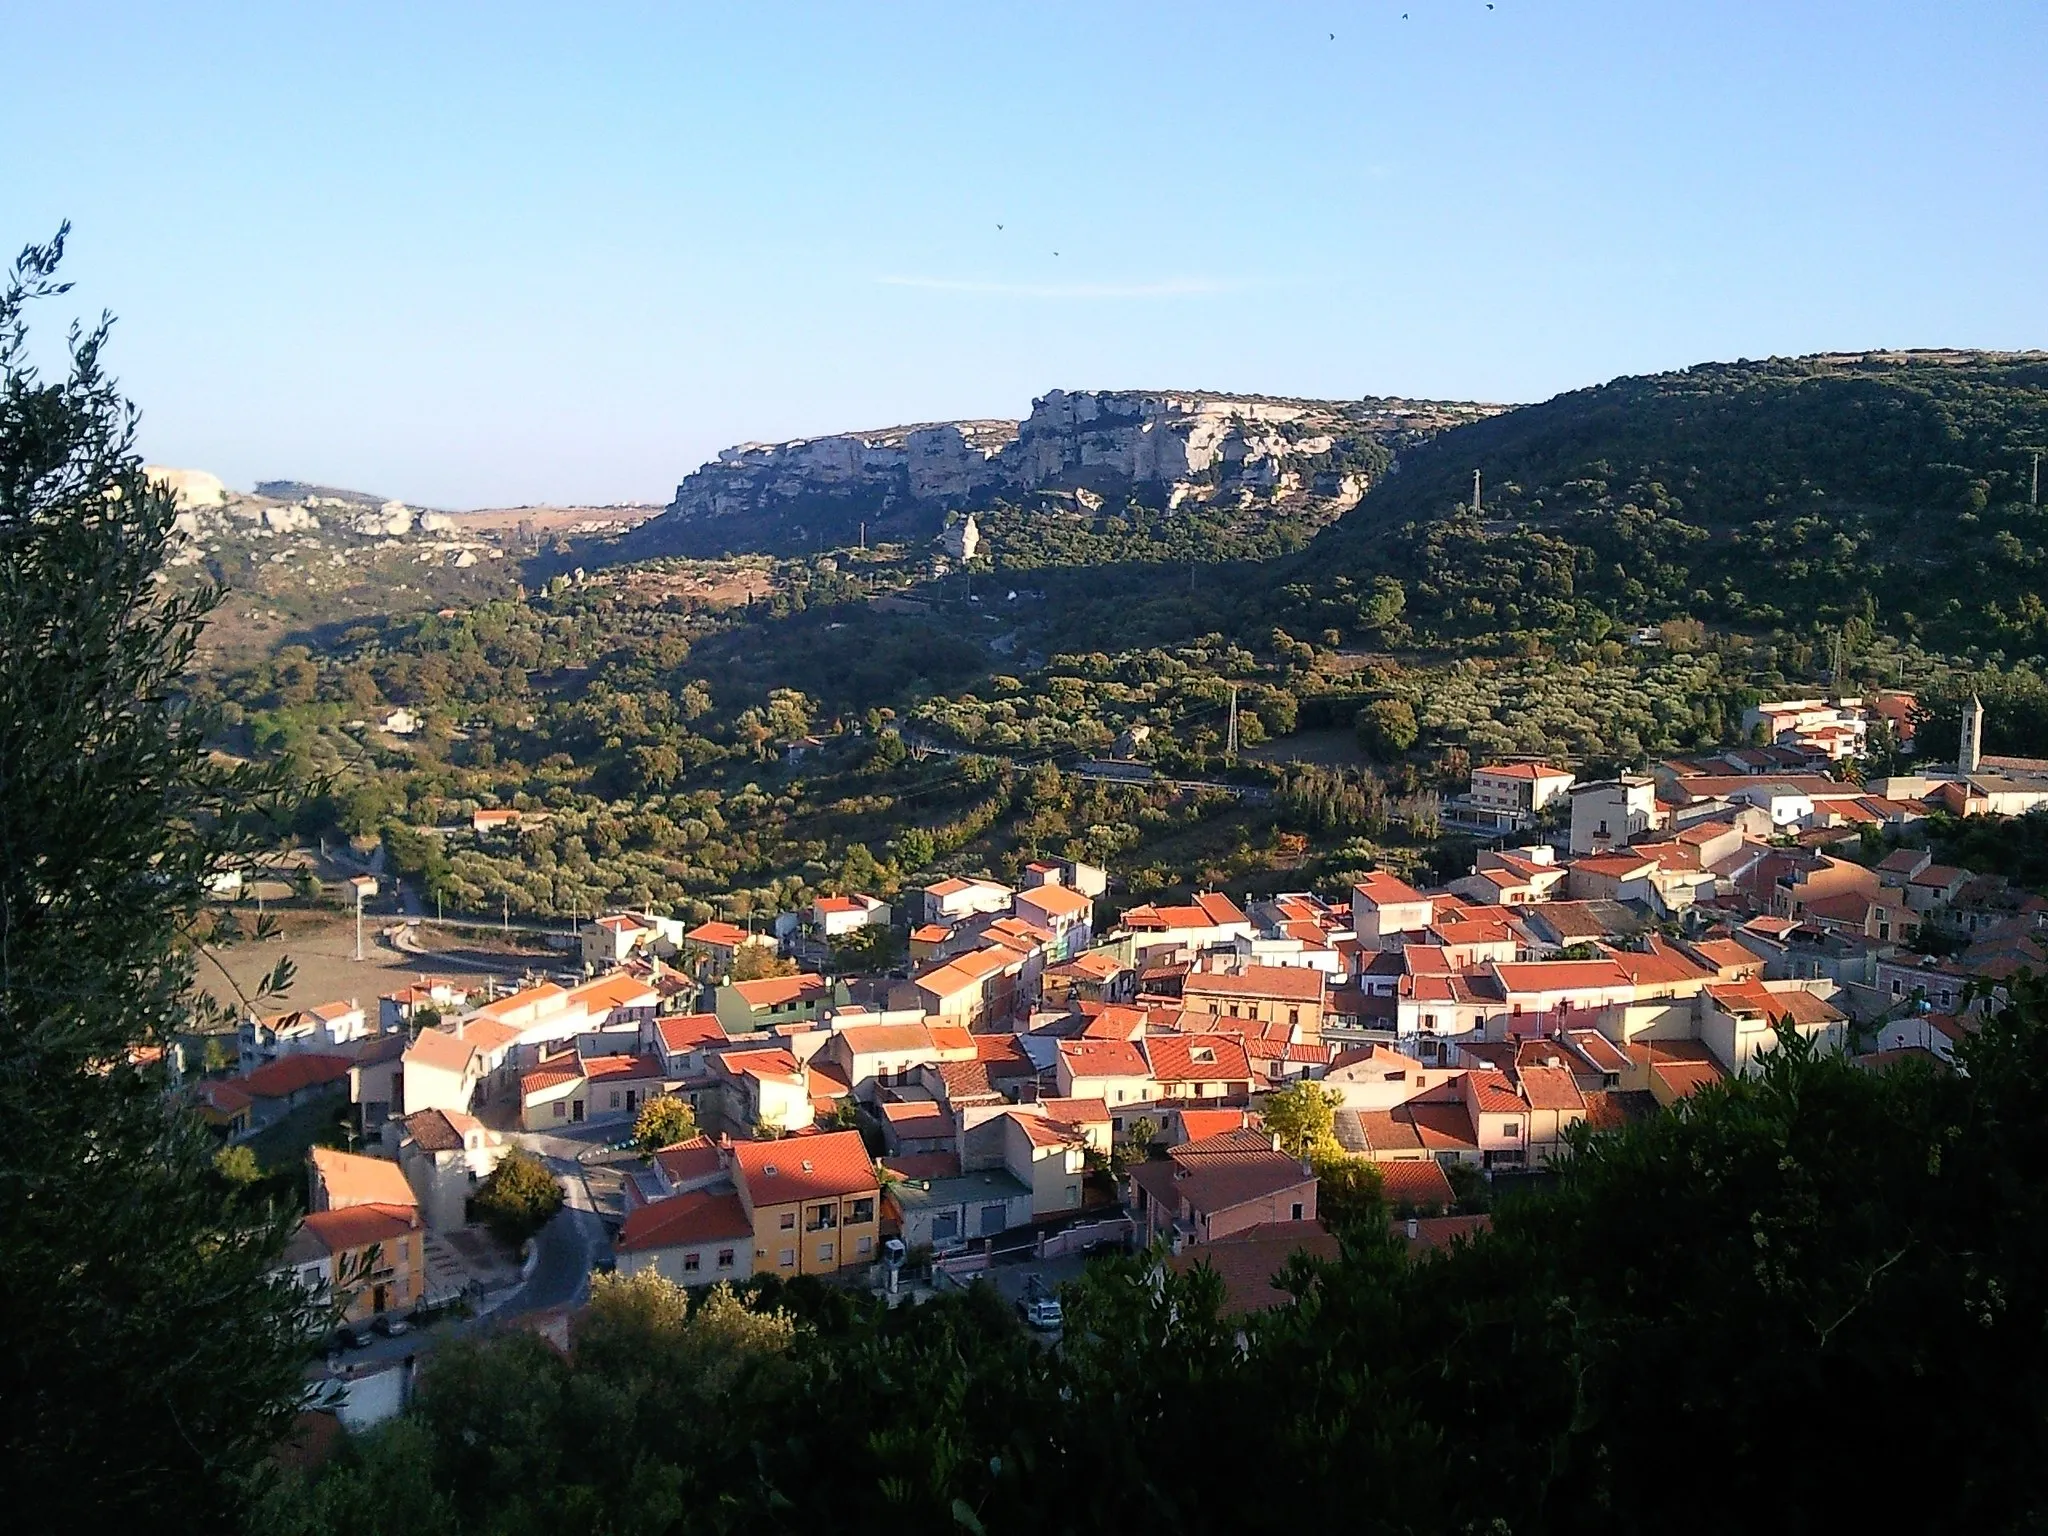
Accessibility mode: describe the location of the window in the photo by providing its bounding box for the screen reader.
[1288,1007,1300,1027]
[1291,1202,1305,1221]
[856,1235,872,1257]
[849,1197,875,1224]
[817,1242,834,1263]
[553,1101,566,1120]
[806,1203,837,1232]
[683,1253,701,1274]
[778,1247,796,1268]
[717,1248,735,1269]
[1502,1122,1520,1138]
[779,1211,796,1230]
[609,1091,621,1110]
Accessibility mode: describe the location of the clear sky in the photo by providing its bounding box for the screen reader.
[7,1,2046,507]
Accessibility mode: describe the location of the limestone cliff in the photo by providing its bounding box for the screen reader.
[651,389,1501,554]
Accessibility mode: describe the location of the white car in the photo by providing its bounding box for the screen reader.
[1018,1294,1063,1331]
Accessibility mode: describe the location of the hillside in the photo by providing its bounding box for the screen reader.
[1305,351,2048,656]
[628,388,1503,558]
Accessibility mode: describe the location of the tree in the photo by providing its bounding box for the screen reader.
[633,1094,699,1154]
[1261,1080,1341,1159]
[1311,1151,1387,1228]
[730,945,798,983]
[1113,1114,1159,1172]
[1357,697,1419,759]
[0,228,312,1526]
[830,922,900,975]
[213,1143,264,1187]
[474,1148,563,1242]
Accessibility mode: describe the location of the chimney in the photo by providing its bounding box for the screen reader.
[1271,1131,1282,1152]
[1405,1216,1419,1240]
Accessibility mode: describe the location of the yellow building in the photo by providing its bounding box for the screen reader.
[281,1203,425,1323]
[729,1129,880,1277]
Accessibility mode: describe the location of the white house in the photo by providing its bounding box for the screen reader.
[1569,777,1659,855]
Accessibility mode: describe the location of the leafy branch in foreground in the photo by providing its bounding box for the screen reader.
[0,226,313,1527]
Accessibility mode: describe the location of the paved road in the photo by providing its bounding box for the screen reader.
[315,1129,614,1379]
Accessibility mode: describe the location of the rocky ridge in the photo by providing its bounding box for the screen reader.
[653,389,1503,553]
[146,467,506,573]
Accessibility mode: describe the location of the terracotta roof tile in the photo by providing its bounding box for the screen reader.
[731,1129,877,1206]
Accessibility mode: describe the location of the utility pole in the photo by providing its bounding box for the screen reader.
[502,891,509,933]
[353,882,365,962]
[1226,685,1240,761]
[1471,470,1481,517]
[858,520,866,551]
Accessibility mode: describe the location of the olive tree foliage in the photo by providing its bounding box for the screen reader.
[0,229,313,1525]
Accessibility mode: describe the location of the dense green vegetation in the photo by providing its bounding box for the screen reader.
[1,231,312,1526]
[1308,351,2048,660]
[266,984,2048,1534]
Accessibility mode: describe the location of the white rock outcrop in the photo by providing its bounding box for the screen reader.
[661,390,1496,533]
[146,466,229,511]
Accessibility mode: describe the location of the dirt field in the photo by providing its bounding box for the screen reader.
[598,562,775,608]
[193,910,540,1017]
[1244,728,1365,767]
[442,504,664,535]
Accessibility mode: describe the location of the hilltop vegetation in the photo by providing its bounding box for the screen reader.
[1304,351,2048,658]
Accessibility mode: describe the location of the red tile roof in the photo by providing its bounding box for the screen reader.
[1057,1038,1151,1078]
[616,1189,751,1253]
[300,1202,420,1253]
[1464,1069,1528,1115]
[1703,982,1844,1026]
[652,1136,724,1185]
[1494,959,1635,993]
[1016,883,1093,920]
[836,1023,936,1056]
[1183,964,1327,1003]
[731,1128,877,1206]
[310,1147,418,1208]
[583,1053,666,1083]
[1164,1221,1338,1315]
[1143,1032,1252,1083]
[1396,1214,1491,1254]
[1123,892,1249,931]
[1175,1107,1254,1140]
[240,1053,352,1099]
[881,1151,962,1181]
[728,973,829,1009]
[403,1028,481,1075]
[1354,870,1429,907]
[1514,1064,1585,1112]
[1376,1158,1456,1211]
[656,1013,725,1053]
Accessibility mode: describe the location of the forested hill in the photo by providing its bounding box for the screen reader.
[1306,351,2048,655]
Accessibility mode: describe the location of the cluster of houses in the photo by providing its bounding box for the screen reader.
[195,698,2048,1331]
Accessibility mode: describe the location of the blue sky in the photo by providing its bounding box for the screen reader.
[7,1,2045,506]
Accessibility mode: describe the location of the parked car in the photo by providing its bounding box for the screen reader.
[1017,1294,1063,1331]
[1016,1280,1062,1330]
[373,1313,410,1338]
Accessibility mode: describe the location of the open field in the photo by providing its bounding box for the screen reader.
[193,910,545,1018]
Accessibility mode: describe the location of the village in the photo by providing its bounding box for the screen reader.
[198,690,2048,1425]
